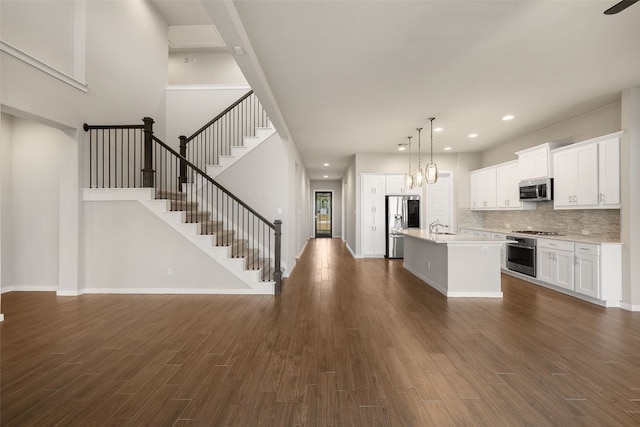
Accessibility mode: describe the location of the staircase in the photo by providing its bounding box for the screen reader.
[205,126,275,179]
[84,92,282,294]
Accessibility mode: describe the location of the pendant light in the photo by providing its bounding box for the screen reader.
[414,127,424,187]
[425,117,438,184]
[404,136,414,189]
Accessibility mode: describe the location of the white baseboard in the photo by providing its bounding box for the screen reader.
[81,287,273,295]
[619,302,640,312]
[57,290,81,296]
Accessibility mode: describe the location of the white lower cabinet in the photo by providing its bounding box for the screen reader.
[574,244,600,299]
[491,232,507,269]
[362,224,386,256]
[534,239,621,306]
[537,239,574,290]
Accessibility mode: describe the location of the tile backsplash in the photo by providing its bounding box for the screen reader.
[459,202,620,238]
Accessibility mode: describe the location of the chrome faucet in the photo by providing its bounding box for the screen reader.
[429,219,449,234]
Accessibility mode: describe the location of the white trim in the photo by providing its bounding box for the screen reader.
[165,84,251,91]
[1,40,88,92]
[81,287,271,295]
[82,187,154,202]
[57,290,81,296]
[618,302,640,312]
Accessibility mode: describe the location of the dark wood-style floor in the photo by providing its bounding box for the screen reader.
[2,238,640,426]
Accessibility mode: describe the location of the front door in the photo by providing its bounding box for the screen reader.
[315,191,332,238]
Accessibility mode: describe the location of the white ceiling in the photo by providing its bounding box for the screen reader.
[151,0,640,180]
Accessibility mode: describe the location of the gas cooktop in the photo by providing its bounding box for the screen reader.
[511,230,561,236]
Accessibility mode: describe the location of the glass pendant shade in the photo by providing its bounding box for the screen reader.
[414,167,424,187]
[426,162,438,184]
[405,172,414,189]
[426,117,438,184]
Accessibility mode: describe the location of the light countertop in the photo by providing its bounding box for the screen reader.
[401,229,508,244]
[458,227,622,245]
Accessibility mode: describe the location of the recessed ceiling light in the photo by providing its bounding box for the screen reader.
[322,163,330,169]
[397,144,407,151]
[468,133,478,138]
[434,127,444,132]
[323,175,329,178]
[502,115,514,121]
[444,147,452,151]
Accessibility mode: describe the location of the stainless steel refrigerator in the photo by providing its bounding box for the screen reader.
[385,195,420,259]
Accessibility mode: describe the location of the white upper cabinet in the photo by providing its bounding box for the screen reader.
[553,144,599,208]
[471,161,534,211]
[552,132,622,210]
[470,167,496,209]
[598,137,620,207]
[496,161,523,209]
[516,142,569,180]
[385,174,405,195]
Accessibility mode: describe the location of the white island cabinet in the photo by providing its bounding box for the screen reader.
[402,230,507,298]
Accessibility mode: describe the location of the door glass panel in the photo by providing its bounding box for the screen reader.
[315,192,332,238]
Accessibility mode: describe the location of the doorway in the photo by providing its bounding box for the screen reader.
[425,171,455,231]
[314,191,332,238]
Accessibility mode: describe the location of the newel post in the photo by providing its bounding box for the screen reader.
[274,220,283,294]
[178,135,188,192]
[142,117,155,187]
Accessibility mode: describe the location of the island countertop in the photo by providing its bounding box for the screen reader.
[401,229,508,244]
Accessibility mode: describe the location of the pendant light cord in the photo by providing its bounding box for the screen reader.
[429,117,435,162]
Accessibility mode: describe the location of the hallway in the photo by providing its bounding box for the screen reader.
[1,238,639,425]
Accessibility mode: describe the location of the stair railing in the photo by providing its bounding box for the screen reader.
[178,90,269,184]
[84,118,282,292]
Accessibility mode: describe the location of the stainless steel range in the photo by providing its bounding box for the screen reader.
[505,230,564,277]
[511,230,561,236]
[506,235,537,277]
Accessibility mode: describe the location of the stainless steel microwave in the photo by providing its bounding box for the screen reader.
[519,178,553,201]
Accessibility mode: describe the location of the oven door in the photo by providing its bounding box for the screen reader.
[506,240,536,277]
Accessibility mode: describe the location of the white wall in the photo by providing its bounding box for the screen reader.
[344,157,357,254]
[213,132,294,275]
[164,85,250,150]
[310,180,343,238]
[1,0,171,299]
[0,116,72,290]
[83,200,249,292]
[169,51,248,85]
[481,101,621,167]
[621,87,640,309]
[0,114,11,316]
[1,0,77,77]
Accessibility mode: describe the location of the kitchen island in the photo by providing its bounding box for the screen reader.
[402,229,507,298]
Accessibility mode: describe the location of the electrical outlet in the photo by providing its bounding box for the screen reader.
[582,230,590,236]
[427,261,431,269]
[527,225,533,230]
[505,223,510,229]
[167,268,173,276]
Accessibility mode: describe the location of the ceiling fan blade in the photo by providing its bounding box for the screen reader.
[604,0,639,15]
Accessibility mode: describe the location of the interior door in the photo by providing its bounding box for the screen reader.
[425,171,454,231]
[315,191,332,238]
